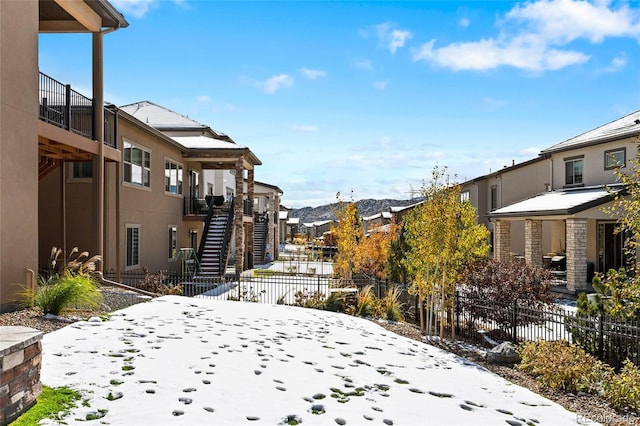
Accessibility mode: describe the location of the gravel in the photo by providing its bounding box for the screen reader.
[1,290,638,426]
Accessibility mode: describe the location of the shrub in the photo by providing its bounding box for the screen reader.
[137,269,183,295]
[517,340,612,394]
[580,268,640,321]
[459,258,554,328]
[18,247,102,316]
[604,359,640,413]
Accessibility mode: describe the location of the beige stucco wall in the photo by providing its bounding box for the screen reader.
[550,139,637,189]
[115,120,197,274]
[0,1,39,311]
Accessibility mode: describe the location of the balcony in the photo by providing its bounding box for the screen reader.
[38,71,116,148]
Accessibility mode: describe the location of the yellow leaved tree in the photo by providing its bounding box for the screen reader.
[402,166,490,337]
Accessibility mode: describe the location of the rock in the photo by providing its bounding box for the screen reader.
[486,342,520,365]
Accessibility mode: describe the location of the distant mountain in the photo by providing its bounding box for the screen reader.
[290,198,422,223]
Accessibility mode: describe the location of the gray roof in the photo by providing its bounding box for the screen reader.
[488,184,624,218]
[119,101,229,138]
[542,110,640,154]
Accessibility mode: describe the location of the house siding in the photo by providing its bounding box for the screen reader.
[0,0,39,311]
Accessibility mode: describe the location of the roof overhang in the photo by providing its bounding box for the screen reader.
[487,184,626,220]
[40,0,129,33]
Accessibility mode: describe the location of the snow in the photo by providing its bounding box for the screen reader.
[40,296,597,425]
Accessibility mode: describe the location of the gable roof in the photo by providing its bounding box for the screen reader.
[120,101,232,141]
[542,110,640,155]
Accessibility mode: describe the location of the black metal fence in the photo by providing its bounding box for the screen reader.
[103,269,639,369]
[103,271,333,303]
[454,292,640,369]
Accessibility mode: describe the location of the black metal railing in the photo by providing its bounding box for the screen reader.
[243,199,252,216]
[219,199,235,274]
[184,197,209,216]
[39,71,117,148]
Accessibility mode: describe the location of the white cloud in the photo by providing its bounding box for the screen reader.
[110,0,157,18]
[196,95,210,103]
[375,22,413,54]
[300,68,326,80]
[352,58,374,71]
[292,124,318,132]
[258,74,294,94]
[413,36,589,72]
[459,17,471,28]
[505,0,640,44]
[481,97,508,110]
[413,0,640,72]
[602,52,627,73]
[373,81,388,90]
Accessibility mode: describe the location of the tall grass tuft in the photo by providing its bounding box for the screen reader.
[355,285,377,317]
[380,286,404,322]
[17,246,102,316]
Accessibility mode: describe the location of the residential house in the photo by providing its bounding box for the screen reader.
[466,112,640,293]
[0,0,128,312]
[278,206,292,245]
[362,212,392,235]
[460,157,551,257]
[301,220,334,241]
[117,101,264,275]
[250,181,283,264]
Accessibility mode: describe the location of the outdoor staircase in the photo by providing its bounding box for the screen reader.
[197,214,231,277]
[253,216,268,265]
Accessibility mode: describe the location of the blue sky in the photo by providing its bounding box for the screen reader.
[38,0,640,208]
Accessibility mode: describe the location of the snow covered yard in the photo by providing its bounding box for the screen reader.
[40,296,596,425]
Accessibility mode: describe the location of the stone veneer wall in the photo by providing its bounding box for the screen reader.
[566,218,588,292]
[494,220,511,262]
[524,219,543,268]
[0,326,43,425]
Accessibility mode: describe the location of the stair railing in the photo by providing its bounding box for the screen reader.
[196,195,217,264]
[219,199,235,276]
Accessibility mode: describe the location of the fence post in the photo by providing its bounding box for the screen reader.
[598,313,604,360]
[317,276,320,294]
[455,291,460,336]
[511,300,518,343]
[64,84,71,130]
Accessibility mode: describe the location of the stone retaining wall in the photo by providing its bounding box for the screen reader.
[0,326,43,425]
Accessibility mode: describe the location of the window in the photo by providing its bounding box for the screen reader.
[565,157,584,186]
[490,186,497,210]
[168,225,177,259]
[123,141,151,188]
[460,190,470,203]
[126,225,140,268]
[72,161,93,179]
[226,187,235,202]
[164,159,183,194]
[605,148,626,170]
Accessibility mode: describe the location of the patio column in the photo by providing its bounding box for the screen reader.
[92,31,105,272]
[234,157,244,275]
[525,219,543,268]
[494,220,511,262]
[247,169,254,268]
[566,218,588,293]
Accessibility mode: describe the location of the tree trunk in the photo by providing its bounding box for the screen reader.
[439,269,446,339]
